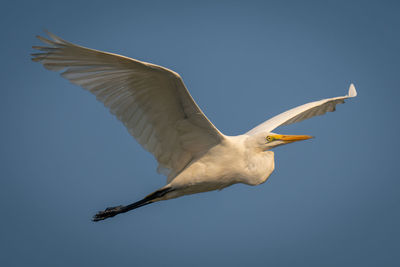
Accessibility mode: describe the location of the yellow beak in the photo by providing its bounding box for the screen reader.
[275,134,314,142]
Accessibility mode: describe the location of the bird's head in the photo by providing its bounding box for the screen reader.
[249,132,313,151]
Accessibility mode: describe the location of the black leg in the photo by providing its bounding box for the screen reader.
[92,186,174,222]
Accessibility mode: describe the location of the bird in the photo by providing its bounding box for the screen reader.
[32,31,357,222]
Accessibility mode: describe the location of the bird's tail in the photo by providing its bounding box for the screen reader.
[92,186,173,222]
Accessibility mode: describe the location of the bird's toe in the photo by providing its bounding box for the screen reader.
[92,205,124,222]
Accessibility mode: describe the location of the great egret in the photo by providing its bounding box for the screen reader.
[32,32,357,221]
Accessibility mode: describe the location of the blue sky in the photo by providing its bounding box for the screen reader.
[1,0,399,266]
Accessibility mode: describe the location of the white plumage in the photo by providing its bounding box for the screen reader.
[32,32,357,221]
[247,84,357,135]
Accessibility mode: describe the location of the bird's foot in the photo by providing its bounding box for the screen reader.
[92,205,124,222]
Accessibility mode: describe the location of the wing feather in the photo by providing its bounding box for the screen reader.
[246,84,357,135]
[32,32,224,182]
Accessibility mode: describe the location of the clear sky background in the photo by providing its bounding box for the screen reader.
[1,0,399,266]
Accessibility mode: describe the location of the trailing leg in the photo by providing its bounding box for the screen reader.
[92,186,174,222]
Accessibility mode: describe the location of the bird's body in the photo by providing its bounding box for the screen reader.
[163,135,274,200]
[32,32,357,221]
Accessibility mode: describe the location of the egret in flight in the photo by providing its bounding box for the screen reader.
[32,32,357,221]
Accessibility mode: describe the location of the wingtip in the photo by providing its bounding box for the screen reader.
[35,30,66,45]
[348,83,357,97]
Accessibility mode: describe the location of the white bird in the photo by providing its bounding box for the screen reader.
[32,32,357,221]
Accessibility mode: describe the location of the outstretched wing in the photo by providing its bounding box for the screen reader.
[246,84,357,135]
[32,32,224,181]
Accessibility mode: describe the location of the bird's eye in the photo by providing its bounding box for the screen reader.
[266,136,273,142]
